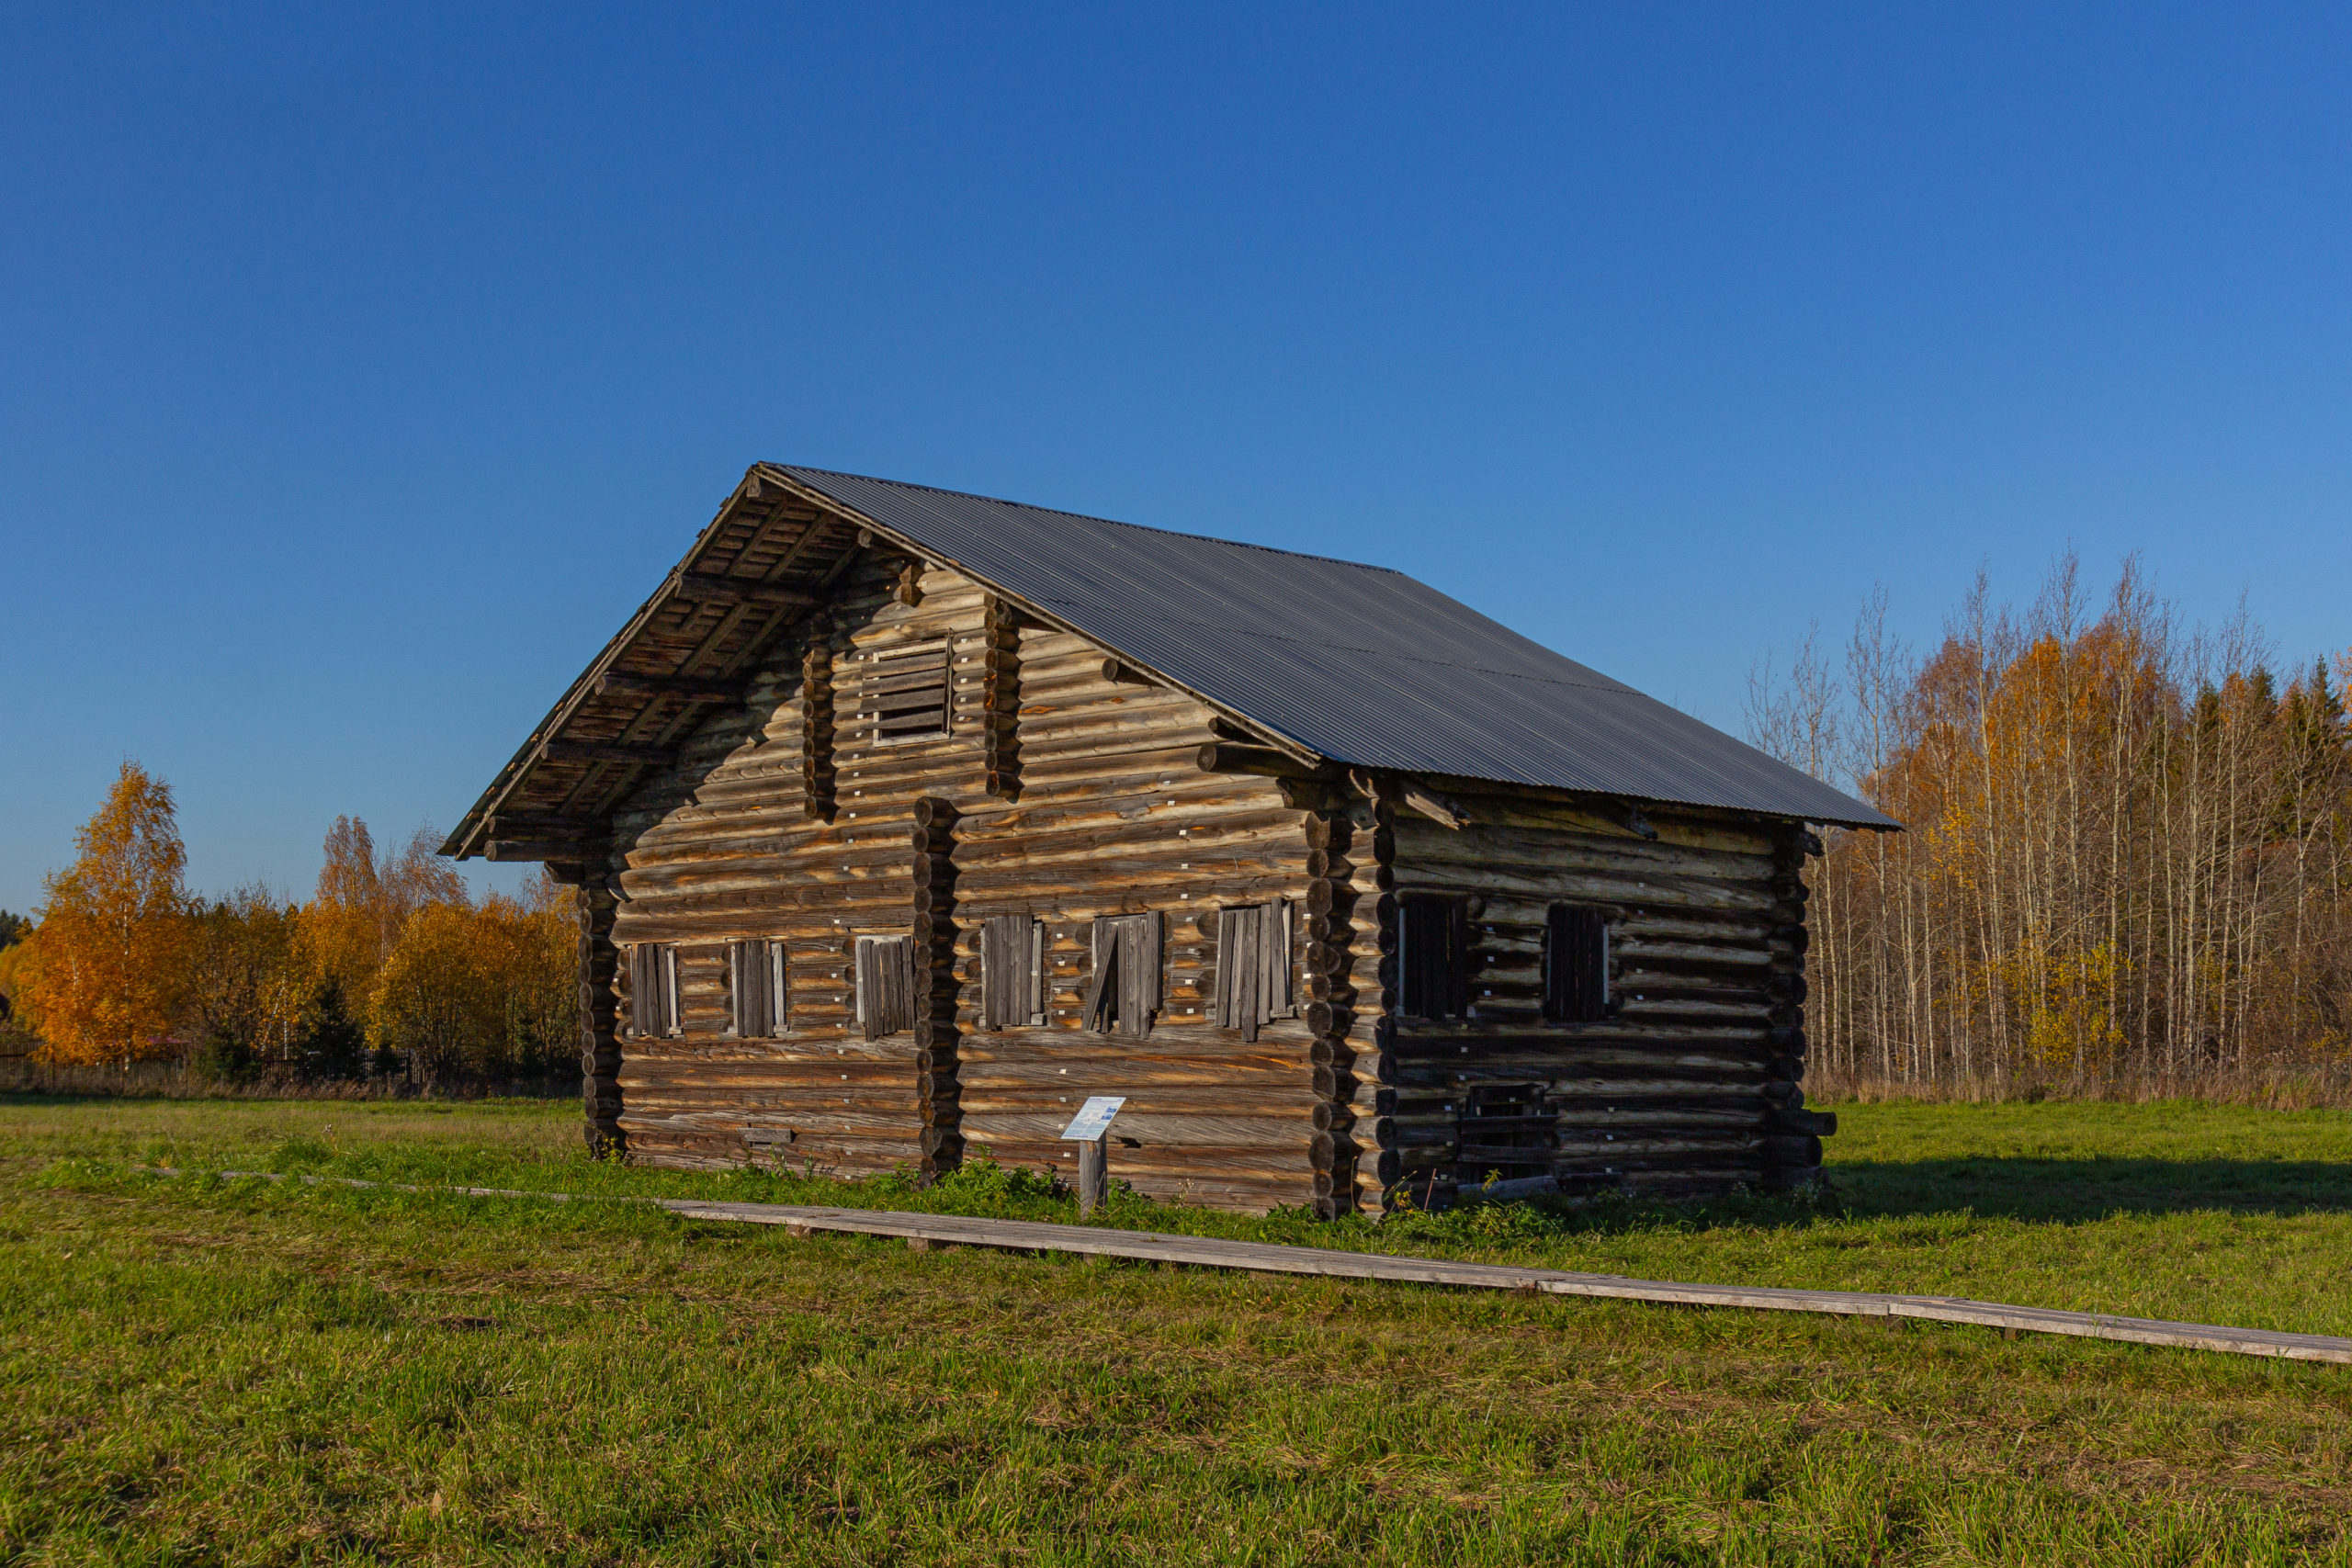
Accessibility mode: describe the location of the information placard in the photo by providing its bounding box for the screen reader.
[1058,1095,1125,1142]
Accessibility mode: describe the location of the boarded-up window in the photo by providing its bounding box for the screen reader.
[1455,1083,1557,1182]
[628,942,680,1038]
[854,934,921,1040]
[979,915,1046,1030]
[1215,899,1295,1041]
[865,640,951,743]
[729,938,787,1037]
[1398,894,1469,1021]
[1543,904,1610,1023]
[1082,912,1162,1038]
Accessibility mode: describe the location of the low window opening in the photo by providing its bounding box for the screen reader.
[1397,894,1470,1021]
[854,933,920,1040]
[729,938,787,1038]
[1454,1083,1557,1185]
[1214,899,1296,1041]
[628,942,681,1039]
[1082,912,1163,1038]
[979,915,1046,1030]
[1543,904,1611,1023]
[866,639,951,743]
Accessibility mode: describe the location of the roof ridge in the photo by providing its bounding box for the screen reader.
[774,464,1409,577]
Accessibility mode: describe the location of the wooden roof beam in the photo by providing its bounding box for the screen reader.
[673,571,821,609]
[485,813,604,840]
[483,839,595,862]
[597,671,743,700]
[540,738,676,766]
[1196,742,1344,783]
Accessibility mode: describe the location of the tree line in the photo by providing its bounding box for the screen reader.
[1749,555,2352,1098]
[0,763,577,1087]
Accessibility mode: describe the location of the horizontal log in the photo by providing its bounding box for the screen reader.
[1196,742,1342,782]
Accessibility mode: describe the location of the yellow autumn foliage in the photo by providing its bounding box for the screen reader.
[17,762,193,1064]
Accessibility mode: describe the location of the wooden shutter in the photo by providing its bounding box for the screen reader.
[1026,918,1045,1026]
[630,943,680,1037]
[1216,907,1254,1035]
[981,915,1044,1030]
[1122,911,1161,1039]
[855,937,883,1041]
[865,641,952,742]
[768,940,788,1032]
[855,934,917,1040]
[1081,919,1118,1033]
[1544,906,1608,1023]
[729,940,783,1038]
[628,944,654,1037]
[659,944,680,1036]
[1084,913,1161,1037]
[1216,900,1296,1041]
[1261,898,1294,1021]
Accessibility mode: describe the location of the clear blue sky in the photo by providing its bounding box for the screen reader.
[6,4,2348,913]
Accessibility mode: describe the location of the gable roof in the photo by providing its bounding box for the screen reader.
[773,468,1894,829]
[444,464,1894,859]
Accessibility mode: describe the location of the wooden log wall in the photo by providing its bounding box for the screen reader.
[594,558,1317,1210]
[1304,805,1369,1217]
[910,795,963,1180]
[578,880,622,1157]
[605,553,988,1172]
[1332,788,1827,1212]
[571,542,1821,1213]
[945,616,1313,1213]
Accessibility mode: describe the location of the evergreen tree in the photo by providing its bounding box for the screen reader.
[295,977,368,1080]
[191,1018,256,1082]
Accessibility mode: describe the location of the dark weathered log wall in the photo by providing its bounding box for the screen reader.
[1331,787,1823,1213]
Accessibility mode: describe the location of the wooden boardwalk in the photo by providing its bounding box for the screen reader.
[178,1170,2352,1366]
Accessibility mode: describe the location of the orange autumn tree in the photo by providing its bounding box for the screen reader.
[295,816,468,1012]
[369,873,576,1084]
[17,761,194,1064]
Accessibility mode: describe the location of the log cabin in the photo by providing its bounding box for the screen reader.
[442,465,1896,1215]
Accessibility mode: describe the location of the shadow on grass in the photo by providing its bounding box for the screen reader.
[1832,1156,2352,1223]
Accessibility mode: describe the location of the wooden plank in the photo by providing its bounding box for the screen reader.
[661,1201,2352,1364]
[153,1170,2352,1364]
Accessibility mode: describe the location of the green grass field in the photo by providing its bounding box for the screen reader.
[8,1097,2352,1564]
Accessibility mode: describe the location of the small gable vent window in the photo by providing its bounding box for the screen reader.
[1397,894,1470,1021]
[1083,912,1163,1038]
[979,915,1046,1030]
[1543,905,1611,1023]
[854,934,921,1041]
[865,640,951,743]
[628,942,680,1038]
[729,938,787,1038]
[1215,899,1296,1041]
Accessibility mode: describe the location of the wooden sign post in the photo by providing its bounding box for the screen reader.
[1059,1096,1125,1217]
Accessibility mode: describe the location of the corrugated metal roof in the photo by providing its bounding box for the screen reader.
[775,467,1896,829]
